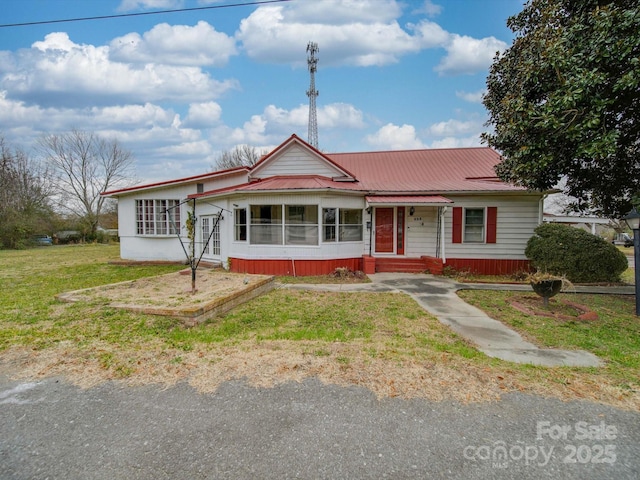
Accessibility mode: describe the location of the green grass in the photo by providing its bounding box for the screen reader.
[1,245,638,408]
[457,290,640,385]
[0,245,185,349]
[0,244,474,359]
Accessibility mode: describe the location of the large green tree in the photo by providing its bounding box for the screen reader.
[483,0,640,217]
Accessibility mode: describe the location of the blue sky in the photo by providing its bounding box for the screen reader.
[0,0,525,183]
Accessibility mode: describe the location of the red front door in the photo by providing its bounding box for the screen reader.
[375,208,394,253]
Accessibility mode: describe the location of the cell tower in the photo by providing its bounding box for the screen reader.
[306,41,319,149]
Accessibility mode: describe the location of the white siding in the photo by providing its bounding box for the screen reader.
[251,145,344,179]
[405,207,440,257]
[200,171,249,191]
[443,194,541,260]
[120,236,187,262]
[115,172,249,263]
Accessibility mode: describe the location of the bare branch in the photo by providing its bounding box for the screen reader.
[37,130,136,236]
[213,144,265,170]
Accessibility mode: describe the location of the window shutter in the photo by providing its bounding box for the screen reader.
[486,207,497,243]
[452,207,462,243]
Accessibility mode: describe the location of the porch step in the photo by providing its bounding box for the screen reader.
[375,258,428,273]
[374,256,444,274]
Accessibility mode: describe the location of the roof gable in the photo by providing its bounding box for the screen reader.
[250,135,355,181]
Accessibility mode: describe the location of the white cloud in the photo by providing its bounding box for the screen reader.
[118,0,182,12]
[110,22,237,66]
[285,0,401,24]
[184,102,223,128]
[456,89,485,103]
[428,118,482,137]
[223,115,267,145]
[412,1,443,18]
[412,20,450,49]
[205,102,365,149]
[91,103,177,127]
[318,103,365,129]
[236,4,421,67]
[427,134,482,149]
[235,1,503,75]
[436,34,506,76]
[1,33,238,107]
[366,123,425,150]
[154,140,213,157]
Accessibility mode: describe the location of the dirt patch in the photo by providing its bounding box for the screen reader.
[56,270,274,325]
[508,294,598,321]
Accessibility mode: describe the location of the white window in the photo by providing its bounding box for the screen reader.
[464,208,485,243]
[202,217,210,254]
[250,205,283,245]
[323,208,362,242]
[136,199,181,235]
[323,208,336,242]
[234,208,247,241]
[339,209,363,241]
[285,205,318,245]
[212,215,221,255]
[249,205,319,245]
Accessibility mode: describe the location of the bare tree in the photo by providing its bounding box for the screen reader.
[38,130,136,238]
[0,136,53,248]
[214,144,265,170]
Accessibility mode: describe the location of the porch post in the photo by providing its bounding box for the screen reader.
[440,206,447,263]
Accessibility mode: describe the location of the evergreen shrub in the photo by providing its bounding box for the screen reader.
[525,223,628,283]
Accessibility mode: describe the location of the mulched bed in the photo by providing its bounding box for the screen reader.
[507,294,598,321]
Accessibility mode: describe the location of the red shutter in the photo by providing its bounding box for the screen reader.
[486,207,497,243]
[452,207,462,243]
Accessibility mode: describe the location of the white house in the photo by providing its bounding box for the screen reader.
[103,134,544,276]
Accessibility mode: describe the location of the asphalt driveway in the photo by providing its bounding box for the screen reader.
[1,376,638,479]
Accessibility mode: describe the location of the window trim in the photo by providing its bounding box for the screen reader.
[463,207,486,243]
[250,204,283,245]
[234,208,247,242]
[322,207,363,243]
[135,199,181,236]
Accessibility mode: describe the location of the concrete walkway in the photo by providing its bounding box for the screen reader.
[281,273,633,367]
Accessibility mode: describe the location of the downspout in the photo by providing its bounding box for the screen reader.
[440,206,448,263]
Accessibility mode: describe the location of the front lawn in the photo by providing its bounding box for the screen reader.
[0,245,638,409]
[457,290,640,389]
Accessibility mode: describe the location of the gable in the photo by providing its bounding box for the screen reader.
[250,142,351,180]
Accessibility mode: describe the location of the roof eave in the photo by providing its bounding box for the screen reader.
[191,186,366,200]
[102,167,250,197]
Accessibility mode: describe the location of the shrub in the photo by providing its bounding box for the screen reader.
[525,223,628,283]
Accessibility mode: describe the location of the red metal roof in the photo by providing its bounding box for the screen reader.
[365,195,453,205]
[107,135,527,199]
[191,145,524,199]
[189,175,363,199]
[325,147,522,192]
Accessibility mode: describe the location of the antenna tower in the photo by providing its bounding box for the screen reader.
[306,41,319,148]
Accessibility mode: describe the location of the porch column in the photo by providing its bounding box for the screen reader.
[440,206,448,263]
